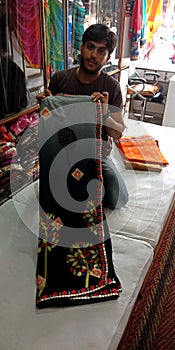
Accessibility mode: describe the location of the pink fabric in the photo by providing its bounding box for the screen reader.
[9,115,30,136]
[9,0,42,68]
[9,112,39,135]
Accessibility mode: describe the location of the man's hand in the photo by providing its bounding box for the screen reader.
[91,91,109,116]
[36,89,52,104]
[91,91,125,140]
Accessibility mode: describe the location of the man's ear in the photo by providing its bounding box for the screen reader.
[106,54,111,63]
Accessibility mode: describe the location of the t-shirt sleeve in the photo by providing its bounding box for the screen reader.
[48,72,60,95]
[108,78,123,113]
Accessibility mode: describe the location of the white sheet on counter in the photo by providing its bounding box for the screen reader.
[0,182,153,350]
[106,119,175,247]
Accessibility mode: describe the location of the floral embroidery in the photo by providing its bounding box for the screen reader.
[37,275,46,290]
[39,211,62,248]
[90,268,101,278]
[83,200,102,236]
[37,212,62,296]
[66,242,101,289]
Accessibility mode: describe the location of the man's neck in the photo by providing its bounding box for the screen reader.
[76,67,102,84]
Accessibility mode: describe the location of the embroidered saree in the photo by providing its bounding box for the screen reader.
[36,95,122,308]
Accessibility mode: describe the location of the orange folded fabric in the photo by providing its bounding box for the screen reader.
[117,135,169,165]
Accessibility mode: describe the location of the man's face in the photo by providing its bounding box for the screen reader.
[80,40,110,74]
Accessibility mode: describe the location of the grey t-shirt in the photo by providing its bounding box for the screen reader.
[48,67,123,156]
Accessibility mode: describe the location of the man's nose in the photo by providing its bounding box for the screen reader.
[90,48,98,57]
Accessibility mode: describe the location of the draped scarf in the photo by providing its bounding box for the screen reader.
[36,95,122,307]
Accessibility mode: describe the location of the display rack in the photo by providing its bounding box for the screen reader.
[0,0,43,205]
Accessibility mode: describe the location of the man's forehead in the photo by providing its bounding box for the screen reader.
[85,40,108,48]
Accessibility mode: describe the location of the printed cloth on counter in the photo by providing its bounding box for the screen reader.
[36,95,122,308]
[117,135,168,165]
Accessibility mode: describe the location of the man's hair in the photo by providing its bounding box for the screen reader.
[82,24,117,55]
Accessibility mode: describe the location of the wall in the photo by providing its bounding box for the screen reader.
[163,75,175,126]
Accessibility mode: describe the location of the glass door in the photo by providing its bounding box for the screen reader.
[67,0,126,69]
[0,0,45,118]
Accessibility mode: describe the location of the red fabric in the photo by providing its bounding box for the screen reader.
[128,0,142,39]
[9,0,42,68]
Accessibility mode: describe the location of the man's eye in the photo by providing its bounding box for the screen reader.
[98,48,107,55]
[87,44,94,50]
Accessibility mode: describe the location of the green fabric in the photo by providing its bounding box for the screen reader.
[44,0,64,82]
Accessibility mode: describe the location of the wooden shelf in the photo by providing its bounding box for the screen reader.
[0,104,40,126]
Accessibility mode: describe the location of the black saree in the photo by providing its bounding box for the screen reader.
[36,94,122,308]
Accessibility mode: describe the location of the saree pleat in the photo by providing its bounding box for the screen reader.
[36,95,122,308]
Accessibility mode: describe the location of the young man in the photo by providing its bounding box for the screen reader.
[37,24,128,209]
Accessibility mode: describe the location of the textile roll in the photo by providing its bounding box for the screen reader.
[36,95,122,308]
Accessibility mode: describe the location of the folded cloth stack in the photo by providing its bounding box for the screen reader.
[117,135,169,172]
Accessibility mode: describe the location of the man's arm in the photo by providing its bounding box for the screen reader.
[104,110,125,140]
[91,90,125,140]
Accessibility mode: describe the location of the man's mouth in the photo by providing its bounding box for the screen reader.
[87,59,97,66]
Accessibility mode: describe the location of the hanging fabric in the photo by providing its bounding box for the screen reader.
[128,0,162,59]
[70,0,86,64]
[8,0,42,68]
[146,0,163,43]
[0,54,27,117]
[44,0,64,82]
[140,0,147,47]
[128,0,142,60]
